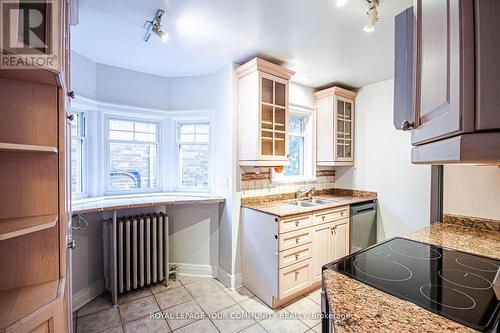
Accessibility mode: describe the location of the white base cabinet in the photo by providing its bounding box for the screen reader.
[242,206,350,308]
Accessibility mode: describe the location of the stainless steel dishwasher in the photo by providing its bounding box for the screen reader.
[350,201,377,253]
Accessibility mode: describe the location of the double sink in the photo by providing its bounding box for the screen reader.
[284,198,338,207]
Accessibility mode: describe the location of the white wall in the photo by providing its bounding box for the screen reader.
[335,79,432,240]
[71,52,97,99]
[444,165,500,220]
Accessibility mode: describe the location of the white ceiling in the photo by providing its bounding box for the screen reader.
[72,0,412,88]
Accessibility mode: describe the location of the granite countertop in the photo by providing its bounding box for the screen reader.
[240,189,377,217]
[323,222,500,333]
[72,193,225,215]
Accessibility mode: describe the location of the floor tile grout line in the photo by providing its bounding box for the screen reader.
[149,286,173,332]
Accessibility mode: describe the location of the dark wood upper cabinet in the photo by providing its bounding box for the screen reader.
[474,0,500,131]
[405,0,500,164]
[412,0,475,146]
[393,7,414,131]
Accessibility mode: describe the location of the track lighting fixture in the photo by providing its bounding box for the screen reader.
[363,0,380,32]
[144,9,169,42]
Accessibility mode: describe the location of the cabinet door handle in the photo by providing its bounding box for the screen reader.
[68,239,76,249]
[295,237,300,243]
[340,211,344,216]
[322,216,325,221]
[401,120,415,131]
[66,113,75,121]
[295,221,299,227]
[295,253,299,259]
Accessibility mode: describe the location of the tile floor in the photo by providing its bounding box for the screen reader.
[75,276,322,333]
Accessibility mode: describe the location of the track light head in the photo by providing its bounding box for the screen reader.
[144,9,168,42]
[363,0,380,32]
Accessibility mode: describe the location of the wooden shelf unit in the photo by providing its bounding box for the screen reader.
[0,279,64,332]
[0,143,58,154]
[0,215,58,241]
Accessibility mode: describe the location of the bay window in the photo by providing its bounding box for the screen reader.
[177,122,210,190]
[71,112,87,198]
[107,118,159,193]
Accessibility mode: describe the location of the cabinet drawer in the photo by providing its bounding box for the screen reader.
[279,243,312,269]
[279,228,312,251]
[278,259,312,299]
[314,206,349,225]
[279,215,312,234]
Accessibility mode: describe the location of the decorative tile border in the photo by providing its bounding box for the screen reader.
[442,214,500,232]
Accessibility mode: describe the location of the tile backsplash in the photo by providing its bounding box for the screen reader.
[240,169,335,198]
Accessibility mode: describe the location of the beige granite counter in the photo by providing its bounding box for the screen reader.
[323,222,500,332]
[240,188,377,218]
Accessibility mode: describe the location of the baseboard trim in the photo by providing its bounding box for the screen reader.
[172,262,218,278]
[72,278,106,311]
[217,267,243,289]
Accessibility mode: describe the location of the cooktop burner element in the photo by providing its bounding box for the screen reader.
[353,257,413,281]
[438,269,493,290]
[456,256,500,273]
[419,284,476,310]
[324,238,500,331]
[389,241,442,260]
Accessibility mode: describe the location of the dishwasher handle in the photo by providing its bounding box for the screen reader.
[350,201,376,215]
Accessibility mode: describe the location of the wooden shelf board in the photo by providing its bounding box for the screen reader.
[0,279,60,330]
[0,215,58,241]
[0,143,58,153]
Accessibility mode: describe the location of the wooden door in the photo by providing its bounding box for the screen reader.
[332,221,348,260]
[412,0,474,145]
[334,97,354,162]
[312,222,334,283]
[259,73,288,160]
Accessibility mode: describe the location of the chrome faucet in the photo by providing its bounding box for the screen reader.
[296,185,315,199]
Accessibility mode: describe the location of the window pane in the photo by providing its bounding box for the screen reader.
[135,121,157,133]
[109,119,133,131]
[180,133,196,143]
[109,143,158,191]
[180,124,196,135]
[284,135,304,176]
[196,124,210,134]
[110,130,134,141]
[180,144,209,188]
[71,138,83,194]
[288,116,304,134]
[135,132,157,142]
[196,134,209,143]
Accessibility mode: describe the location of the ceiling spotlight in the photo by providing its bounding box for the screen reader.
[336,0,348,7]
[363,0,380,32]
[144,9,168,42]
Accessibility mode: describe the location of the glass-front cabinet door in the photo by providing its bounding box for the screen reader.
[335,97,354,161]
[260,74,288,159]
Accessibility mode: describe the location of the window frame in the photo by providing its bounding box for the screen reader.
[175,120,212,193]
[104,115,162,195]
[273,107,316,183]
[70,111,88,200]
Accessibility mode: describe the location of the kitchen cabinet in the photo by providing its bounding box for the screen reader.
[311,219,348,283]
[0,1,72,332]
[236,58,295,167]
[315,87,357,166]
[242,205,349,308]
[400,0,500,164]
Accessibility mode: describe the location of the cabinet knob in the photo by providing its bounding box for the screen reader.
[67,90,75,99]
[295,221,299,227]
[340,211,344,216]
[66,113,75,121]
[295,253,299,259]
[322,216,325,221]
[68,239,76,249]
[401,120,415,131]
[295,237,300,243]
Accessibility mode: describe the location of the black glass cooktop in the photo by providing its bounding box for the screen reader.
[324,237,500,331]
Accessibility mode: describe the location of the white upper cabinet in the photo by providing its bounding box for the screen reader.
[315,87,357,166]
[236,58,295,168]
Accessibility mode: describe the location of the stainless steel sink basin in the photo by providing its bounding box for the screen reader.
[284,198,337,207]
[284,200,317,207]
